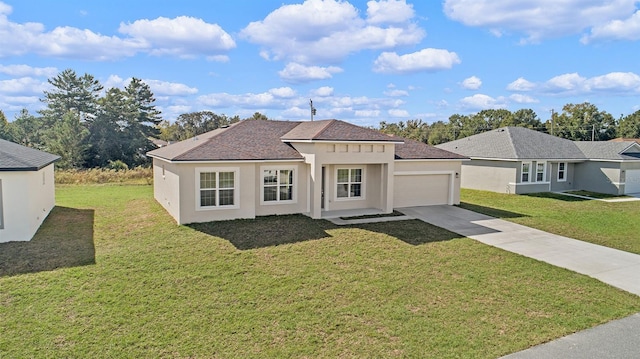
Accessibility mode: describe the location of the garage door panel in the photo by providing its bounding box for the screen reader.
[394,174,450,207]
[625,170,640,194]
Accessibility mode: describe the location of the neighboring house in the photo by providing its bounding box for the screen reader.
[436,127,640,195]
[0,139,60,243]
[610,138,640,145]
[147,119,466,224]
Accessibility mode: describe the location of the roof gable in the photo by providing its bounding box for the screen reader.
[282,119,400,142]
[436,127,586,160]
[0,139,60,171]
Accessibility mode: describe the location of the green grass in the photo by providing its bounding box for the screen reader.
[1,185,639,358]
[460,189,640,254]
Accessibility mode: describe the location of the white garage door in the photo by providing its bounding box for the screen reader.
[393,174,451,208]
[625,170,640,194]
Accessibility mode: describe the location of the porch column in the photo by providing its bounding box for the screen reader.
[383,162,394,212]
[309,157,323,219]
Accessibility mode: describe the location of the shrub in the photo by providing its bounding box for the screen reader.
[55,167,152,185]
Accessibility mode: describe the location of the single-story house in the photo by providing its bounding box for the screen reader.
[436,127,640,195]
[147,119,467,224]
[0,139,60,243]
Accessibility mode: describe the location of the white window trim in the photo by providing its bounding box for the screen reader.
[195,167,240,211]
[535,161,546,182]
[260,165,297,205]
[335,167,366,201]
[521,162,531,183]
[557,162,567,182]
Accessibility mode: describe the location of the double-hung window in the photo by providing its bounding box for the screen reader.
[536,162,545,182]
[197,168,237,209]
[263,168,294,203]
[557,162,567,182]
[337,168,363,199]
[521,163,530,183]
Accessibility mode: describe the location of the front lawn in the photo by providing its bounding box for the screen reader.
[1,185,639,358]
[460,189,640,254]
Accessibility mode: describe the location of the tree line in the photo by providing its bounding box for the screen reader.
[2,69,640,169]
[378,103,640,145]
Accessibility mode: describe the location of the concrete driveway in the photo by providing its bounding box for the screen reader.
[399,205,640,358]
[399,205,640,296]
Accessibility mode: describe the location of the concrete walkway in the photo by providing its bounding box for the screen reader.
[399,205,640,295]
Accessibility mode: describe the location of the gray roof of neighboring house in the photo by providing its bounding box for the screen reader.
[436,127,587,160]
[147,119,464,162]
[0,139,60,171]
[574,141,640,161]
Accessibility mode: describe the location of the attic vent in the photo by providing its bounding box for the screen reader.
[193,136,199,141]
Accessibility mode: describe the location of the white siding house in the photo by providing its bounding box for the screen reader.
[0,139,60,242]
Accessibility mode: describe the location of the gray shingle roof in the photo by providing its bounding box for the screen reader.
[147,120,303,161]
[395,138,468,160]
[148,119,464,162]
[574,141,640,161]
[436,127,587,160]
[281,119,401,142]
[0,139,60,171]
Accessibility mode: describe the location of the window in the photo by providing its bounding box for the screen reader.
[197,169,237,209]
[536,162,545,182]
[337,168,363,199]
[521,163,530,183]
[558,162,567,182]
[263,168,294,203]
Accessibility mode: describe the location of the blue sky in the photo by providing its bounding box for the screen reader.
[1,0,640,127]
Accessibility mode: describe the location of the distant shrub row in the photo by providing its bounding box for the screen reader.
[56,166,153,185]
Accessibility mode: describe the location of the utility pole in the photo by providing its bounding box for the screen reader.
[550,109,555,136]
[309,99,316,121]
[592,123,595,141]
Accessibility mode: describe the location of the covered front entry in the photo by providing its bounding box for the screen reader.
[393,172,454,207]
[625,169,640,194]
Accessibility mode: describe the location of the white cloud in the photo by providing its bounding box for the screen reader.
[366,0,415,24]
[0,64,58,77]
[459,94,507,110]
[507,77,536,91]
[0,77,48,94]
[118,16,236,58]
[545,73,587,92]
[373,48,461,74]
[312,86,334,97]
[588,72,640,92]
[384,89,409,97]
[388,109,410,117]
[443,0,638,43]
[240,0,425,64]
[269,87,297,98]
[461,76,482,90]
[355,109,381,117]
[143,79,198,96]
[0,3,234,60]
[278,62,343,83]
[198,92,281,109]
[582,10,640,43]
[509,94,539,104]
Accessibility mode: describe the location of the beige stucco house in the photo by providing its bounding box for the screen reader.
[147,119,466,224]
[0,139,60,243]
[436,127,640,195]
